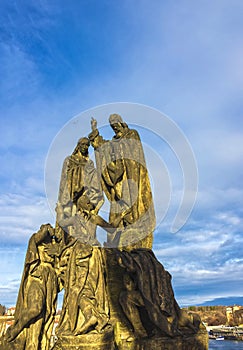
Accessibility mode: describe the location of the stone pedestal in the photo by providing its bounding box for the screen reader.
[52,329,115,350]
[116,330,208,350]
[52,329,208,350]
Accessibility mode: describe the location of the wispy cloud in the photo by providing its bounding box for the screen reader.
[154,209,243,305]
[0,247,26,307]
[0,192,53,245]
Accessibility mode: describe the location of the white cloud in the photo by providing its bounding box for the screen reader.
[0,193,54,245]
[0,247,26,307]
[0,43,41,104]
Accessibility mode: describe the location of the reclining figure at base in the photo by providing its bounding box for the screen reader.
[118,249,201,340]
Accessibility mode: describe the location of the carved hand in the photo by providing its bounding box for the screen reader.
[45,243,59,257]
[5,325,19,342]
[91,117,97,131]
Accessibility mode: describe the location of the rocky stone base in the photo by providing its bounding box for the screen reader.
[115,330,208,350]
[52,328,115,350]
[52,329,208,350]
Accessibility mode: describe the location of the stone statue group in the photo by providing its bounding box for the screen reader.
[0,115,206,350]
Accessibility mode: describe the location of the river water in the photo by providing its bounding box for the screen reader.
[209,339,243,349]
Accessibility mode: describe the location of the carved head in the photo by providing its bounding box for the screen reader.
[73,137,90,156]
[109,114,126,137]
[77,194,94,213]
[38,223,54,243]
[109,113,123,124]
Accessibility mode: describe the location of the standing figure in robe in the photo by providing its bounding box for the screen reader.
[89,114,156,248]
[57,137,104,240]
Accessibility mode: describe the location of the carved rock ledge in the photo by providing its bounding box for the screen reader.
[116,330,208,350]
[52,328,114,350]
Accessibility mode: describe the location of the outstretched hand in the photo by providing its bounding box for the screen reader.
[5,325,19,342]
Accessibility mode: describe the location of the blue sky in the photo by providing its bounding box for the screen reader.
[1,0,243,308]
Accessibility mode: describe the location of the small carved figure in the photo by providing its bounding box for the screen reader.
[119,273,148,340]
[89,115,156,248]
[2,224,58,350]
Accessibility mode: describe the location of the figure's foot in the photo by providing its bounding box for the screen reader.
[4,327,18,342]
[126,335,136,342]
[95,318,108,333]
[126,331,147,342]
[74,316,98,335]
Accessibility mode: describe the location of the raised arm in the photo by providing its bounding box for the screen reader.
[91,117,97,131]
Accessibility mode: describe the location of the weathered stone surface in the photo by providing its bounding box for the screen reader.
[51,329,208,350]
[52,328,115,350]
[116,330,208,350]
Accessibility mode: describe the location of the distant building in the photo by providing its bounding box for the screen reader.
[7,307,15,316]
[234,308,243,326]
[226,306,243,326]
[226,307,233,324]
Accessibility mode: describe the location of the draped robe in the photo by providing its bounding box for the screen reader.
[90,127,156,248]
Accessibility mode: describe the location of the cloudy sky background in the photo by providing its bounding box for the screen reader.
[1,0,243,308]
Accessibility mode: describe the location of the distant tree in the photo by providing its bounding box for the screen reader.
[0,304,6,316]
[188,306,196,311]
[234,309,243,326]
